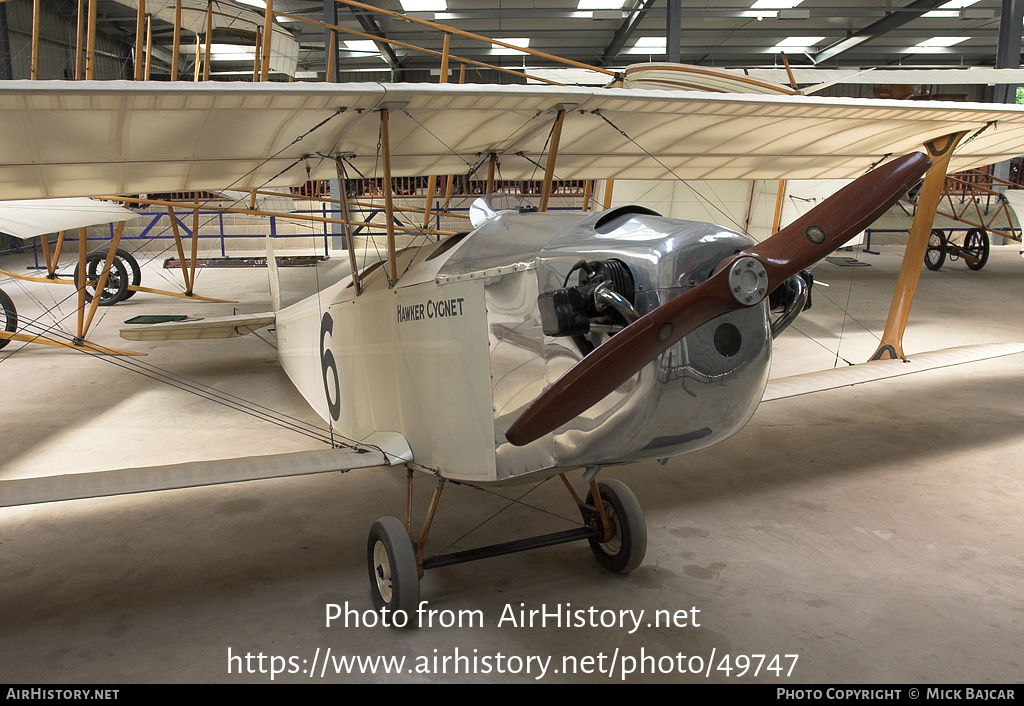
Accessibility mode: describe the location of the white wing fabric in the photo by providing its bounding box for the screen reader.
[0,198,140,238]
[2,81,1024,199]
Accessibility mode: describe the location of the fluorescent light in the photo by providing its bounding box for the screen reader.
[235,0,266,8]
[751,0,803,8]
[914,36,970,47]
[491,38,530,55]
[923,0,979,17]
[577,0,622,8]
[626,36,666,53]
[773,36,824,50]
[345,40,381,53]
[344,40,390,63]
[399,0,446,10]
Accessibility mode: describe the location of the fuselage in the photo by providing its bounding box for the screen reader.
[276,206,772,484]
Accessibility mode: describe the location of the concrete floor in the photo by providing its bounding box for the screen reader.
[1,240,1023,684]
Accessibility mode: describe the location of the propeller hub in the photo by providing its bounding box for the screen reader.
[727,256,768,306]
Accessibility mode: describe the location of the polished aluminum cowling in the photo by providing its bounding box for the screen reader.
[438,206,772,481]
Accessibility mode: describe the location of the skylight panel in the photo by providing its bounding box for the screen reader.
[400,0,447,10]
[914,36,970,48]
[923,0,980,17]
[626,36,666,53]
[491,38,531,55]
[750,0,804,9]
[344,40,390,63]
[772,36,824,51]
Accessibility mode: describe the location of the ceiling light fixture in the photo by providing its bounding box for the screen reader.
[923,0,979,18]
[626,36,666,53]
[772,36,824,50]
[491,38,531,55]
[914,36,971,47]
[399,0,447,10]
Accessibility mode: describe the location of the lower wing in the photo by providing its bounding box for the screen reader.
[0,432,413,508]
[763,342,1024,402]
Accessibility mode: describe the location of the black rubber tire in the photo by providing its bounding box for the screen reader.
[585,479,647,574]
[0,287,17,350]
[112,248,142,300]
[367,516,420,620]
[74,252,129,305]
[925,229,946,271]
[963,228,990,271]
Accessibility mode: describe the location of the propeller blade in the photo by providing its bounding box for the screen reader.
[505,151,931,447]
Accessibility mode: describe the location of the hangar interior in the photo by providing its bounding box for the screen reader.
[2,0,1024,685]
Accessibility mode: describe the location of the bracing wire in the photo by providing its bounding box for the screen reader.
[5,309,358,448]
[426,477,584,560]
[591,109,747,231]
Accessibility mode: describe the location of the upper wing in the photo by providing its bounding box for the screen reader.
[0,197,141,238]
[3,81,1024,199]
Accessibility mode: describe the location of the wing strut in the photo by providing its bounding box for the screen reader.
[337,159,362,295]
[539,109,566,212]
[870,131,967,361]
[380,106,399,284]
[77,221,124,340]
[422,35,452,232]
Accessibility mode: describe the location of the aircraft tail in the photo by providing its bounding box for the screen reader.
[266,234,282,311]
[120,312,276,341]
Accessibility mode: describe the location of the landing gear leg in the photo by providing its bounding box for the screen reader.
[364,470,648,622]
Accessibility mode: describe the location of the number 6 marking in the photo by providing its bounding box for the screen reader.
[320,312,341,421]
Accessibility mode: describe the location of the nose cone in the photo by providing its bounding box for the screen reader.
[504,215,772,467]
[626,303,771,462]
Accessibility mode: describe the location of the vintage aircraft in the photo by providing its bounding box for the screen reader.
[3,80,1024,615]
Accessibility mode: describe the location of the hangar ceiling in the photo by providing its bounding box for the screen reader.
[23,0,1019,83]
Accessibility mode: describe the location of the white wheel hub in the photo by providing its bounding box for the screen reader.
[372,540,393,603]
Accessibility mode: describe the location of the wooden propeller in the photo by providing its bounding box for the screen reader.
[505,151,932,447]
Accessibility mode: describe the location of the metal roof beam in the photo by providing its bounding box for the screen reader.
[346,3,403,78]
[667,0,680,64]
[600,0,657,67]
[810,0,948,65]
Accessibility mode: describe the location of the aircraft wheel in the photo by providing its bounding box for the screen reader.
[367,516,420,618]
[924,229,946,271]
[0,288,17,350]
[585,479,647,574]
[74,252,129,305]
[963,228,990,271]
[112,249,142,299]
